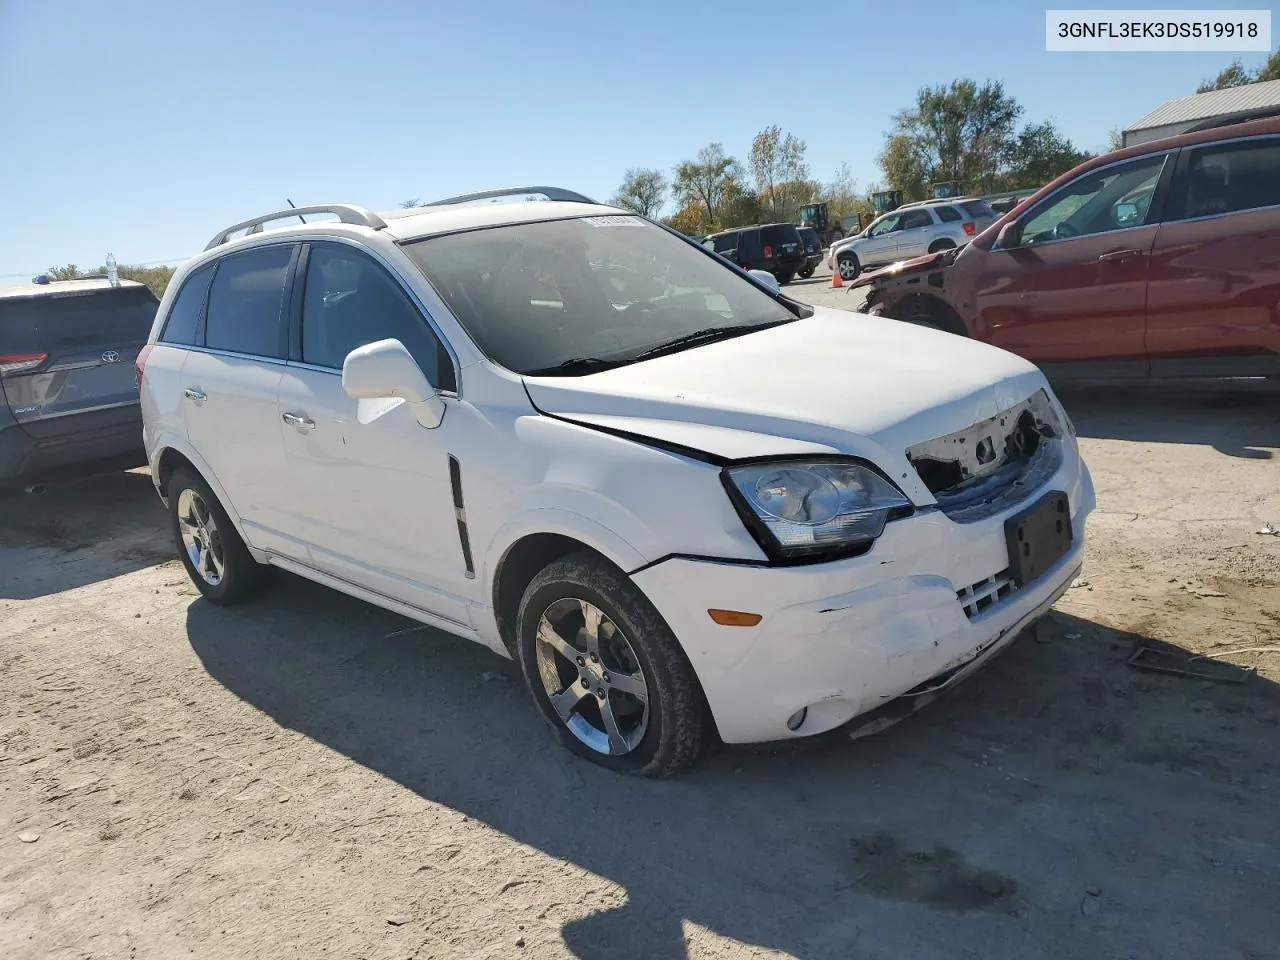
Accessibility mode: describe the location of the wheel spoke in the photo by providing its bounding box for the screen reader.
[599,696,628,755]
[549,677,590,722]
[607,669,647,703]
[197,545,211,579]
[536,617,579,663]
[178,512,200,532]
[207,544,225,580]
[579,601,603,655]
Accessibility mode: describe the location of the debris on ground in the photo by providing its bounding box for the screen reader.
[1256,523,1278,536]
[18,831,40,843]
[480,671,509,684]
[1125,646,1254,683]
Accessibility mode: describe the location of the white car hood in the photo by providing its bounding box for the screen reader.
[523,307,1049,498]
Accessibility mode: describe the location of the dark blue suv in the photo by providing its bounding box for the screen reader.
[0,277,157,492]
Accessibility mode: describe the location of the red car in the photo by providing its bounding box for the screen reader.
[855,114,1280,379]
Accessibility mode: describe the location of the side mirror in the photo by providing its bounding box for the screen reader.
[1114,201,1139,225]
[747,269,781,295]
[342,338,445,429]
[997,221,1022,249]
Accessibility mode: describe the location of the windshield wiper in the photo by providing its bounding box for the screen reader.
[523,357,631,377]
[631,319,792,362]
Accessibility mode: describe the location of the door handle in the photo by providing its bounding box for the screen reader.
[1097,249,1144,263]
[183,388,206,402]
[282,412,316,431]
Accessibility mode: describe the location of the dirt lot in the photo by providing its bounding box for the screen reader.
[2,302,1279,958]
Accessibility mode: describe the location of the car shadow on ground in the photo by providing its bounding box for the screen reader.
[0,468,170,600]
[186,573,1280,959]
[1053,379,1280,460]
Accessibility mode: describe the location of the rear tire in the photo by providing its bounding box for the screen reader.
[167,468,270,604]
[928,239,957,254]
[515,551,711,777]
[798,266,815,280]
[837,252,861,281]
[774,269,794,285]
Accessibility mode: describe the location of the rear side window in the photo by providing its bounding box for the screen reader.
[1172,137,1280,219]
[738,229,762,258]
[160,264,215,346]
[301,244,455,392]
[712,233,737,254]
[0,286,157,354]
[934,205,962,222]
[205,245,293,359]
[900,210,934,229]
[960,200,997,219]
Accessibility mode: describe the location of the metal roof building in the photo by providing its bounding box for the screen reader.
[1123,79,1280,147]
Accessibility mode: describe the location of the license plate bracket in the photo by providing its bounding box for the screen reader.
[1004,491,1071,586]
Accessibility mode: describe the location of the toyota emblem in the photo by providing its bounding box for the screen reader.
[101,350,121,363]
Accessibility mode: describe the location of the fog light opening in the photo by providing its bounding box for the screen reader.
[786,707,808,732]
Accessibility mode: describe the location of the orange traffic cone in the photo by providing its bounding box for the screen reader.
[830,258,843,288]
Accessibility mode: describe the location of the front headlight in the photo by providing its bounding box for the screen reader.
[723,460,912,561]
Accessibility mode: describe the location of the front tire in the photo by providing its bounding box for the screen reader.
[837,252,861,281]
[515,551,711,777]
[168,468,269,604]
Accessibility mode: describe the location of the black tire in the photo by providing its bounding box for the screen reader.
[515,550,711,777]
[837,252,861,281]
[774,269,794,285]
[928,239,957,254]
[167,467,270,604]
[798,266,815,280]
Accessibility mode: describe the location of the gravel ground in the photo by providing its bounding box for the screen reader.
[2,295,1279,959]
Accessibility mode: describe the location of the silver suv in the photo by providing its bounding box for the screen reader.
[828,199,997,280]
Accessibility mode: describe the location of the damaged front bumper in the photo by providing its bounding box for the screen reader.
[632,443,1095,744]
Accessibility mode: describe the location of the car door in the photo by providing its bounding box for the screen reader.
[895,208,937,259]
[973,151,1174,364]
[1145,134,1280,368]
[0,284,156,443]
[274,241,471,625]
[180,243,296,552]
[857,213,904,267]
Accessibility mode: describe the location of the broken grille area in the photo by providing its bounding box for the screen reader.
[957,570,1017,619]
[906,389,1064,524]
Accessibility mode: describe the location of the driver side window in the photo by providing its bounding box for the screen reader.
[1020,153,1168,244]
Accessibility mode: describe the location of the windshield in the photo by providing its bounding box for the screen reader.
[402,215,805,375]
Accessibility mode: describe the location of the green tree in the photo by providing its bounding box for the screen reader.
[1259,49,1280,82]
[750,126,809,220]
[887,79,1024,195]
[1106,128,1124,152]
[398,199,424,208]
[44,263,175,298]
[1001,121,1093,190]
[610,168,668,217]
[877,134,930,201]
[673,143,745,227]
[1197,49,1280,90]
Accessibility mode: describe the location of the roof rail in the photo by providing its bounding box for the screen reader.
[204,204,387,251]
[423,186,597,207]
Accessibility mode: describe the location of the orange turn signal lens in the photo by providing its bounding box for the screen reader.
[707,609,763,627]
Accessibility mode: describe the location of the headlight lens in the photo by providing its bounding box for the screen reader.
[726,460,911,559]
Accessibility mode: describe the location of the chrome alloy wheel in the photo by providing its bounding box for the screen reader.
[534,598,650,755]
[176,488,225,586]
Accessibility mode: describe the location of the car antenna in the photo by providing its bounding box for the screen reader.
[286,198,307,225]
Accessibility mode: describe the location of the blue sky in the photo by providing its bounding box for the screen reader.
[0,0,1272,275]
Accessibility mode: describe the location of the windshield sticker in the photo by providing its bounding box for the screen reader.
[581,215,646,227]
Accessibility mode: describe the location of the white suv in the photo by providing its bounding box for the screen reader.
[139,187,1094,777]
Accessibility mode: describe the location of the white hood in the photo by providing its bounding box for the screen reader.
[523,308,1048,495]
